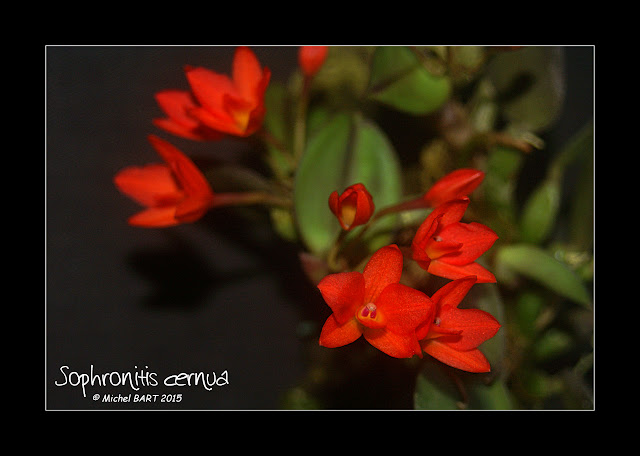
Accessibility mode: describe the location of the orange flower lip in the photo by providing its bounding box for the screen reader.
[231,107,251,132]
[356,303,386,329]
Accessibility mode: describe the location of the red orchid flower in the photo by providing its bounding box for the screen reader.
[184,46,271,137]
[318,244,435,358]
[411,197,498,282]
[153,90,225,141]
[416,276,501,373]
[370,168,485,218]
[299,46,329,78]
[422,168,485,208]
[329,183,375,231]
[114,135,215,227]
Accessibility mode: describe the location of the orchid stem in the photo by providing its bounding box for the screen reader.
[293,77,311,164]
[214,191,292,209]
[256,129,297,176]
[371,196,428,222]
[326,230,349,272]
[334,196,430,267]
[353,196,428,243]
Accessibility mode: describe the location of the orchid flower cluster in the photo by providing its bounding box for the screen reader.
[114,46,594,408]
[319,176,501,372]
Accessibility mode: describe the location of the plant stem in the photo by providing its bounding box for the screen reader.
[293,77,311,164]
[326,230,348,272]
[256,128,297,177]
[371,196,428,222]
[213,191,292,209]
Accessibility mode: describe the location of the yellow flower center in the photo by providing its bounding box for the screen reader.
[340,201,357,228]
[232,108,251,132]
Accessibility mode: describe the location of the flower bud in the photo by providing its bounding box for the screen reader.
[299,46,329,78]
[328,183,375,230]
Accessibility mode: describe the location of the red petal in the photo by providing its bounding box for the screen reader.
[437,222,498,265]
[186,66,237,113]
[428,259,497,283]
[430,276,477,309]
[152,118,206,141]
[352,184,375,227]
[411,214,441,269]
[425,236,462,260]
[127,206,180,228]
[299,46,329,78]
[362,244,403,303]
[375,283,434,335]
[153,90,226,141]
[411,198,469,263]
[436,306,501,350]
[328,191,340,217]
[411,250,431,272]
[317,271,365,325]
[154,90,201,129]
[430,197,470,226]
[189,106,241,136]
[232,46,266,100]
[244,102,268,136]
[423,169,485,207]
[114,164,183,208]
[319,314,362,348]
[365,328,422,358]
[413,212,441,249]
[172,155,215,200]
[174,196,213,222]
[422,339,491,373]
[147,135,214,200]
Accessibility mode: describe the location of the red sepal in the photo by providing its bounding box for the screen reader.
[422,339,491,373]
[423,169,485,207]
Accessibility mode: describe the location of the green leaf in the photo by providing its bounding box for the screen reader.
[414,361,465,410]
[368,46,451,115]
[486,46,565,133]
[520,122,593,245]
[263,82,290,145]
[415,360,514,410]
[519,177,561,244]
[569,154,594,251]
[294,112,403,255]
[549,121,594,180]
[467,379,514,410]
[484,145,525,237]
[263,82,294,178]
[533,328,573,362]
[281,386,322,410]
[563,124,594,250]
[519,368,563,401]
[515,291,545,339]
[496,244,591,308]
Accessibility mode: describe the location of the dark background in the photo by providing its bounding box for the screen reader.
[45,45,594,410]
